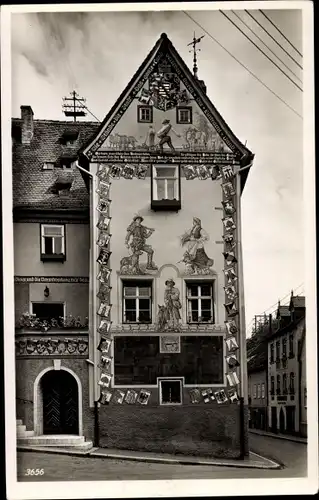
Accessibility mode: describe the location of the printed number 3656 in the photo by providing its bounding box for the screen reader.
[25,469,44,476]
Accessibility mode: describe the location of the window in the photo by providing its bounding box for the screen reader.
[257,384,261,399]
[186,282,215,323]
[151,165,180,210]
[270,343,274,363]
[276,374,281,395]
[289,372,295,394]
[253,384,257,399]
[276,341,280,364]
[261,383,265,399]
[123,281,152,323]
[41,225,65,261]
[60,159,75,169]
[283,373,288,394]
[176,106,192,124]
[270,376,275,396]
[159,379,182,405]
[282,337,287,357]
[289,334,294,357]
[42,162,55,170]
[32,302,64,322]
[304,387,307,408]
[137,105,153,123]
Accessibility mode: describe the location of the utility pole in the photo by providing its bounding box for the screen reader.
[187,32,205,79]
[62,90,87,122]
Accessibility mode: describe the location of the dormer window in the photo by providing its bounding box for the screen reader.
[60,130,79,145]
[151,164,181,211]
[42,162,55,170]
[60,158,76,169]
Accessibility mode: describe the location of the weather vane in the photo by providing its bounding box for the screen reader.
[187,32,205,79]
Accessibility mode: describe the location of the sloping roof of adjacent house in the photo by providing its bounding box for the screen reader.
[12,118,99,213]
[277,305,290,318]
[290,296,306,309]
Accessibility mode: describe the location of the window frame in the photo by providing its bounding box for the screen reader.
[276,374,281,395]
[176,106,193,124]
[42,162,55,170]
[270,343,274,363]
[158,377,183,406]
[186,281,215,324]
[253,384,257,399]
[289,333,295,357]
[31,301,66,323]
[122,280,152,324]
[270,375,275,396]
[40,224,66,262]
[289,372,295,394]
[283,373,288,394]
[257,384,261,399]
[151,164,181,211]
[137,105,153,123]
[261,383,265,399]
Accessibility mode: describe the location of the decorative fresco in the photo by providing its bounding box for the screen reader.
[179,217,214,275]
[101,110,231,154]
[156,278,182,332]
[120,215,158,275]
[15,337,88,356]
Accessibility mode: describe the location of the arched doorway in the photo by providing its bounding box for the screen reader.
[41,370,79,435]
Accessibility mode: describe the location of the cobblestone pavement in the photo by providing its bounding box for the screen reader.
[17,432,307,482]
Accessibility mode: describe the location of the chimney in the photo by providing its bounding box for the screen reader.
[21,105,34,144]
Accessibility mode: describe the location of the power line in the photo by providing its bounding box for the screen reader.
[245,10,303,70]
[74,96,101,122]
[182,11,302,119]
[260,9,303,59]
[232,10,302,83]
[220,11,303,92]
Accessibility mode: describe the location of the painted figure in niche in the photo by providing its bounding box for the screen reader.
[157,119,181,153]
[120,215,158,274]
[144,126,156,151]
[156,279,182,332]
[180,217,214,275]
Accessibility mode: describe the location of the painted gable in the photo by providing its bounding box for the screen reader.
[97,58,232,155]
[82,33,254,177]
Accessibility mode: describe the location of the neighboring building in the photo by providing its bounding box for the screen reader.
[298,317,307,437]
[13,111,99,439]
[267,294,306,436]
[247,317,270,431]
[14,33,254,457]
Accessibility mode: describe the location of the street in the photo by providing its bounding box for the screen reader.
[17,433,307,481]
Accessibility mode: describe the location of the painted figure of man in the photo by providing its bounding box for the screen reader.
[124,215,157,273]
[157,119,181,153]
[164,278,182,329]
[180,217,214,274]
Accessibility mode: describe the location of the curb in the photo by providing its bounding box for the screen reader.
[17,446,281,470]
[249,429,307,444]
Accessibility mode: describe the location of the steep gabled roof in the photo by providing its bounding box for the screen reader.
[276,305,290,318]
[80,33,254,189]
[12,119,99,213]
[289,295,306,309]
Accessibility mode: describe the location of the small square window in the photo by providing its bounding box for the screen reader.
[176,107,192,124]
[159,379,182,405]
[41,224,65,261]
[137,105,153,123]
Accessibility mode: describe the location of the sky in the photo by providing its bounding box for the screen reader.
[10,6,305,335]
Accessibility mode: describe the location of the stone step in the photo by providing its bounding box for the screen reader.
[17,424,26,433]
[17,430,35,437]
[16,419,23,426]
[17,435,86,447]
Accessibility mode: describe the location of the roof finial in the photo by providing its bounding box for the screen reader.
[187,32,205,79]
